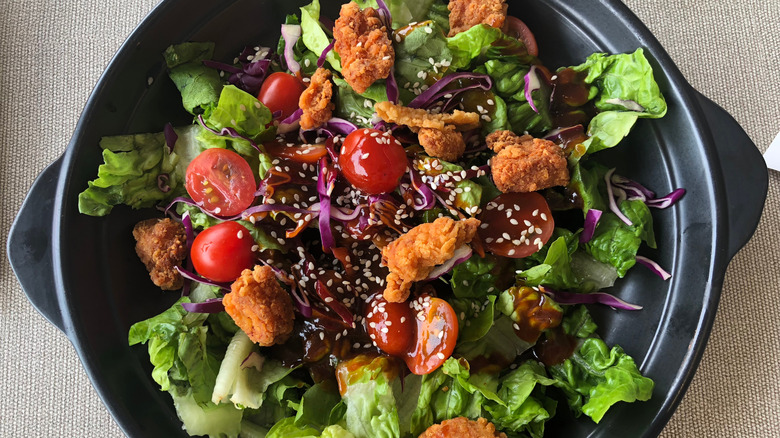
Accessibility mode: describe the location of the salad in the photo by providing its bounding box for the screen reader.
[78,0,685,436]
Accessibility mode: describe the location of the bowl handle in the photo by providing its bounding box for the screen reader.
[695,91,768,259]
[7,158,66,333]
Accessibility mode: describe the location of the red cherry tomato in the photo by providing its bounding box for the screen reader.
[503,16,539,57]
[264,140,328,164]
[257,72,307,120]
[190,221,255,282]
[478,192,554,258]
[404,296,459,375]
[339,129,407,194]
[366,294,414,356]
[185,148,256,217]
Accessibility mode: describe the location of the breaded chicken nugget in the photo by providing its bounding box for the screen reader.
[223,265,295,346]
[486,130,569,193]
[374,101,480,132]
[133,218,186,290]
[382,217,480,302]
[419,417,507,438]
[333,2,394,94]
[418,126,466,161]
[299,67,335,130]
[448,0,508,37]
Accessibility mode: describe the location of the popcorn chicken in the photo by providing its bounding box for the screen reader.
[374,101,480,132]
[486,130,569,193]
[223,265,295,346]
[132,218,186,290]
[418,126,466,161]
[447,0,508,37]
[382,217,480,302]
[333,2,394,94]
[299,67,335,130]
[419,417,507,438]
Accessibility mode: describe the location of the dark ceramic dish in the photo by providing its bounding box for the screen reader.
[7,0,768,436]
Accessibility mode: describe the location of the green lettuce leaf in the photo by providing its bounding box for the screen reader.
[517,236,578,290]
[450,295,496,343]
[300,0,341,71]
[333,77,387,127]
[78,124,203,216]
[569,48,667,156]
[567,161,610,214]
[583,199,655,277]
[485,360,558,438]
[548,337,654,423]
[393,21,452,104]
[201,84,274,143]
[447,25,535,71]
[338,356,400,438]
[163,42,224,114]
[450,254,498,298]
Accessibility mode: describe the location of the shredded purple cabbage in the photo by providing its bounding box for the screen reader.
[317,157,338,252]
[542,287,643,310]
[180,212,195,297]
[426,246,472,280]
[317,41,335,68]
[156,174,171,193]
[197,115,261,152]
[405,167,437,211]
[386,69,399,104]
[181,298,225,313]
[278,108,303,134]
[524,65,542,113]
[163,123,177,153]
[604,98,645,112]
[605,168,633,226]
[175,266,231,290]
[579,209,603,244]
[609,174,686,209]
[262,260,312,318]
[281,24,302,74]
[408,72,492,110]
[645,188,686,209]
[635,255,672,280]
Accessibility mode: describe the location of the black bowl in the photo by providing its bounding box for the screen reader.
[7,0,767,436]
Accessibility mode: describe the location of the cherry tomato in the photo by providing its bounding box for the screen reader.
[190,221,255,282]
[503,16,539,57]
[366,294,414,356]
[478,192,554,258]
[404,296,458,375]
[185,148,256,217]
[339,129,407,194]
[264,140,328,164]
[257,72,306,120]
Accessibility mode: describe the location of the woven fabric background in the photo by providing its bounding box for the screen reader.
[1,0,778,436]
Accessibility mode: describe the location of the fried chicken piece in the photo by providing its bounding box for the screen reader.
[418,126,466,161]
[486,130,569,193]
[133,218,186,290]
[223,265,295,346]
[299,67,335,130]
[447,0,508,37]
[374,101,480,132]
[333,2,394,94]
[382,217,480,302]
[419,417,507,438]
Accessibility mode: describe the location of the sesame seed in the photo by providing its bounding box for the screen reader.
[541,213,548,221]
[436,352,446,360]
[236,230,243,239]
[532,209,539,216]
[319,332,325,340]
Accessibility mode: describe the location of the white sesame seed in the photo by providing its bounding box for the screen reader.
[436,352,446,360]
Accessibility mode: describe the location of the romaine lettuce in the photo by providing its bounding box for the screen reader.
[163,42,224,114]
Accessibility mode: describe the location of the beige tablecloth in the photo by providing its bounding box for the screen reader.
[1,0,778,436]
